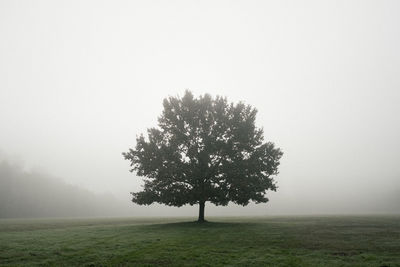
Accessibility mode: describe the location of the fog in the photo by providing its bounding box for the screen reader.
[1,0,399,218]
[0,160,133,218]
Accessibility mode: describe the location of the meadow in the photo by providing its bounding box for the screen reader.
[0,216,399,266]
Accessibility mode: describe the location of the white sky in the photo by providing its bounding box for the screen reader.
[1,0,399,215]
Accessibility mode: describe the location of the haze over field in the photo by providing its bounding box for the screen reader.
[1,0,399,218]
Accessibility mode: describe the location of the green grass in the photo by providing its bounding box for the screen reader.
[0,216,399,266]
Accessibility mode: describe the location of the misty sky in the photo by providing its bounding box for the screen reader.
[1,0,399,215]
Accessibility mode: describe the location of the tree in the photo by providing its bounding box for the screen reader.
[123,91,283,222]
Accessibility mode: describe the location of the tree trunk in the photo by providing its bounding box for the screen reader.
[198,201,205,222]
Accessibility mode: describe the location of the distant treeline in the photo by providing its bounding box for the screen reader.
[0,161,129,218]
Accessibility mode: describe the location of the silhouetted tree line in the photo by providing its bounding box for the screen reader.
[0,161,126,218]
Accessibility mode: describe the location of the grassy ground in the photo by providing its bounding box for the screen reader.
[0,216,399,266]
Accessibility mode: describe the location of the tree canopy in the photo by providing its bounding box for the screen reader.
[123,91,283,221]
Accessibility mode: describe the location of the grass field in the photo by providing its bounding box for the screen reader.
[0,216,399,266]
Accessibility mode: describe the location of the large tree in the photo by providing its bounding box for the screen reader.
[123,91,283,222]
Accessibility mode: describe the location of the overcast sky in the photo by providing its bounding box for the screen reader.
[1,0,399,215]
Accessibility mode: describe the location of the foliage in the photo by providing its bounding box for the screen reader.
[123,91,283,220]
